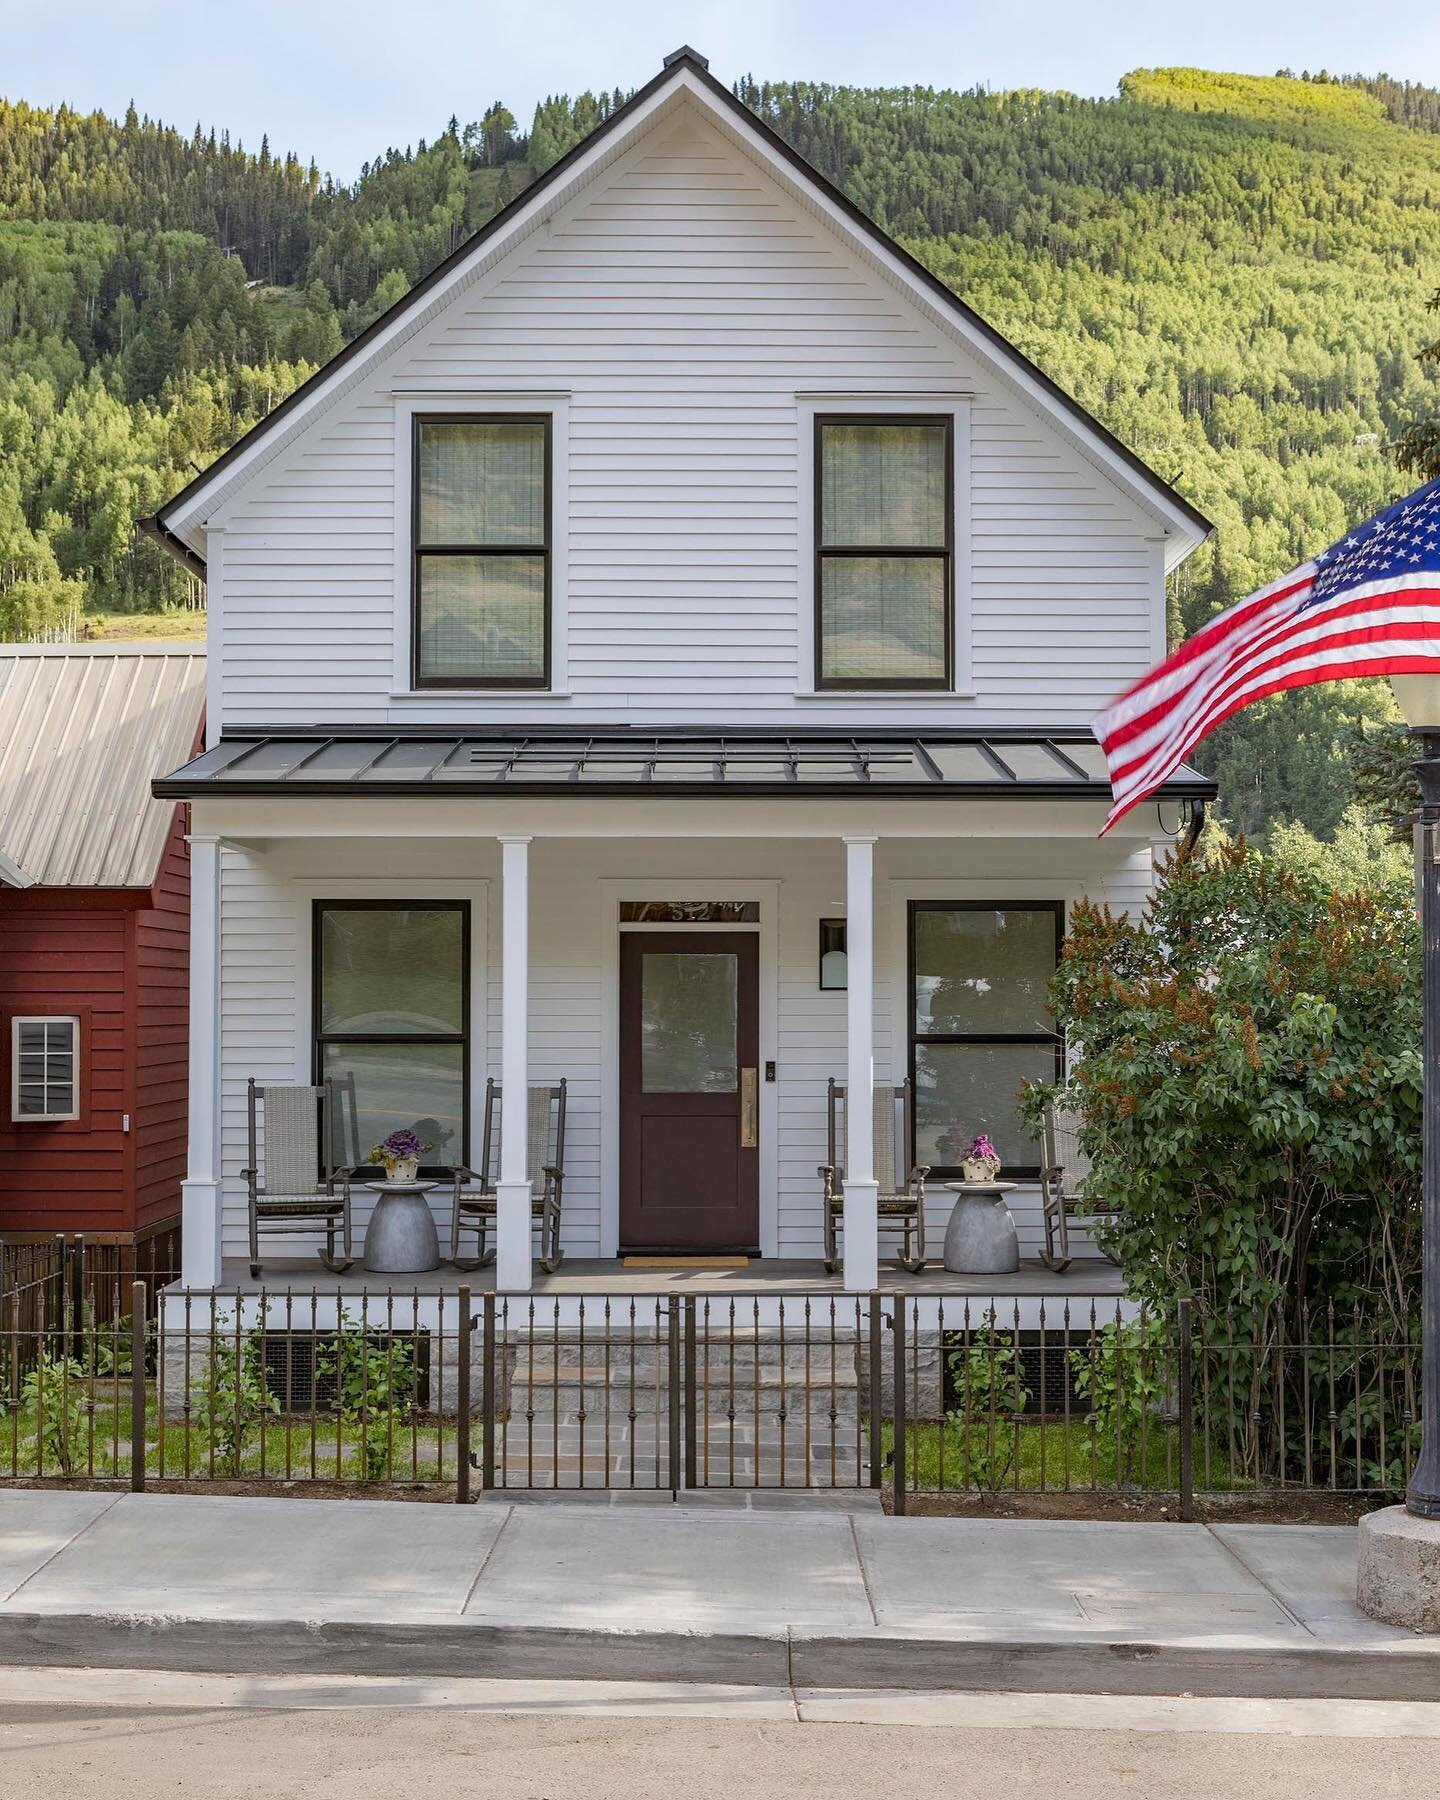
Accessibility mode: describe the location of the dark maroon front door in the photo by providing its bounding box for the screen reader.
[619,931,760,1252]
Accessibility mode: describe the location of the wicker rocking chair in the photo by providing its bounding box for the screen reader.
[819,1077,929,1274]
[244,1078,355,1278]
[448,1078,568,1273]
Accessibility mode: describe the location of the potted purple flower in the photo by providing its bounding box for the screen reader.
[368,1128,430,1183]
[961,1133,1001,1182]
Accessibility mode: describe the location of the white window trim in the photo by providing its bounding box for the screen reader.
[795,394,974,699]
[11,1015,80,1123]
[390,392,571,700]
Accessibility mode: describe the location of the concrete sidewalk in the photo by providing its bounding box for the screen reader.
[1,1489,1437,1700]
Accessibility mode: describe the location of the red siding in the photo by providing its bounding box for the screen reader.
[131,807,190,1232]
[0,800,190,1241]
[0,901,130,1232]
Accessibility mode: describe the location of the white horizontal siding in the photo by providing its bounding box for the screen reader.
[213,100,1167,730]
[213,835,1157,1268]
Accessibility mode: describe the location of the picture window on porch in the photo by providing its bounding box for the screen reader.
[815,416,952,689]
[313,902,469,1173]
[909,902,1061,1179]
[10,1015,80,1122]
[412,416,550,688]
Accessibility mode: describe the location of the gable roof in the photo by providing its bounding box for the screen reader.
[141,47,1211,573]
[0,642,205,888]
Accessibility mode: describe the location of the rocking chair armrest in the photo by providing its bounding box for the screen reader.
[907,1163,930,1187]
[447,1164,487,1191]
[326,1166,357,1195]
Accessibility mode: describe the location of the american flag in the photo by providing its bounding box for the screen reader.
[1093,475,1440,834]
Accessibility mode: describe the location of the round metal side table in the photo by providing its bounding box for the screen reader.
[941,1180,1021,1274]
[362,1181,441,1274]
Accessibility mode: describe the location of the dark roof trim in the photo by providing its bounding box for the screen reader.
[137,511,208,581]
[145,49,1211,573]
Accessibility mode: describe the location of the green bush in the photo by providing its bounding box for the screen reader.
[195,1316,279,1475]
[943,1310,1032,1490]
[1022,839,1421,1335]
[20,1349,88,1476]
[314,1309,419,1481]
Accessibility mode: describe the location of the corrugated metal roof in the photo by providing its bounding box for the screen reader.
[0,642,205,888]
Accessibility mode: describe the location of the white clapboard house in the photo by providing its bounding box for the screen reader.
[146,48,1213,1297]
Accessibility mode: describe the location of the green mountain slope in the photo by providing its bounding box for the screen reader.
[1,67,1437,835]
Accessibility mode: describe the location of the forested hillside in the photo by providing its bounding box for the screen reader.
[1,66,1438,834]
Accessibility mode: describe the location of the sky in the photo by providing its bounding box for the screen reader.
[7,0,1440,180]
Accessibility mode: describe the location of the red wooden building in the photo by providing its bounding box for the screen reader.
[0,642,205,1271]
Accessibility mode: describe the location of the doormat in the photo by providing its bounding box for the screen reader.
[622,1256,751,1270]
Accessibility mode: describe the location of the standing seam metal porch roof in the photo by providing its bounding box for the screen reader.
[153,728,1214,803]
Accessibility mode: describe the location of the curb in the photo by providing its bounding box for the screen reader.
[1,1614,1438,1702]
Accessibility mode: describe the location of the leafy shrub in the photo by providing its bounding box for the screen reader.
[195,1315,279,1475]
[314,1310,419,1481]
[1072,1314,1171,1483]
[944,1310,1032,1490]
[1022,839,1421,1336]
[21,1350,88,1476]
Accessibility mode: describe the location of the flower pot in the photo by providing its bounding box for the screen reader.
[961,1158,1000,1183]
[385,1157,419,1184]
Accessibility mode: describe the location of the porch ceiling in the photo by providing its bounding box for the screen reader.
[155,727,1215,804]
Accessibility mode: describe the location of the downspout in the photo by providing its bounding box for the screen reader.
[1179,799,1207,859]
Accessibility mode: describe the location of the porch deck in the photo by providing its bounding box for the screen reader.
[208,1254,1125,1302]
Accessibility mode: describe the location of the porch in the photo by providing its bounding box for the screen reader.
[159,727,1212,1296]
[205,1252,1125,1304]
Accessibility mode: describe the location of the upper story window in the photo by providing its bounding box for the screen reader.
[412,415,551,688]
[815,416,952,690]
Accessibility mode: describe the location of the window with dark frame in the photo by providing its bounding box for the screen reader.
[412,415,551,688]
[908,902,1061,1180]
[313,902,469,1175]
[10,1016,80,1122]
[816,415,952,690]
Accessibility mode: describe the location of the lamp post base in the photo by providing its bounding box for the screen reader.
[1356,1505,1440,1631]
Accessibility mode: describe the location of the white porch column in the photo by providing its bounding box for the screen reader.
[842,835,879,1292]
[181,834,223,1289]
[496,834,533,1291]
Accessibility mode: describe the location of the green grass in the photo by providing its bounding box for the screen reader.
[1,1397,460,1485]
[884,1416,1245,1495]
[81,608,207,642]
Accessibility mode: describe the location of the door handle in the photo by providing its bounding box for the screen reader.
[739,1067,758,1147]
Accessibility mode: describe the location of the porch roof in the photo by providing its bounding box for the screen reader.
[154,727,1215,804]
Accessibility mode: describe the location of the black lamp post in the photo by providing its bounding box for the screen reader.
[1393,675,1440,1518]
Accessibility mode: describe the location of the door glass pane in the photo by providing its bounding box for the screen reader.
[820,556,946,683]
[913,907,1056,1034]
[321,1041,464,1168]
[319,908,464,1034]
[418,420,546,546]
[418,553,546,683]
[641,953,738,1093]
[914,1042,1054,1171]
[821,422,947,547]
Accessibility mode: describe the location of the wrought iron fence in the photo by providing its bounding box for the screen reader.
[0,1252,1423,1507]
[887,1294,1422,1511]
